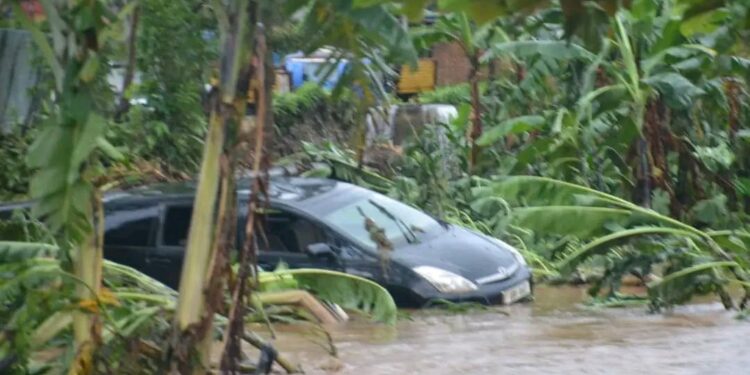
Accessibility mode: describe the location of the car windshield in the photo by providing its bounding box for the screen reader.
[322,193,442,250]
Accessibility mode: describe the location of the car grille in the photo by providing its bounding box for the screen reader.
[475,262,519,285]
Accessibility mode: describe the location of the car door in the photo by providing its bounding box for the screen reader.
[327,230,386,282]
[254,205,343,272]
[103,203,158,273]
[146,201,193,288]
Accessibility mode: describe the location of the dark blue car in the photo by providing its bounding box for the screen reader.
[3,177,533,307]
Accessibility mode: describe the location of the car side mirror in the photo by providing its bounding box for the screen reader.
[306,242,336,258]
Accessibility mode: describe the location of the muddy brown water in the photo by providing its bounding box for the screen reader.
[257,285,749,375]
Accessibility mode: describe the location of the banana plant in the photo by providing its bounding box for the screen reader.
[499,2,749,216]
[170,0,256,372]
[410,12,504,171]
[12,2,135,373]
[0,240,396,373]
[473,175,750,311]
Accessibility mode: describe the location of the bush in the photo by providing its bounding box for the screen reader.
[0,127,32,200]
[417,84,470,106]
[273,83,329,130]
[270,82,359,156]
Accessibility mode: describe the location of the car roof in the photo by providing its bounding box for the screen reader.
[0,177,371,216]
[102,177,355,206]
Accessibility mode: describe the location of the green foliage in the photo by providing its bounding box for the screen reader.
[15,0,130,250]
[473,176,750,310]
[268,0,750,318]
[0,213,51,243]
[585,293,649,308]
[482,40,596,61]
[0,129,33,200]
[274,83,330,128]
[417,84,471,106]
[509,206,635,238]
[272,83,359,151]
[287,141,395,193]
[259,268,398,324]
[114,0,215,174]
[476,115,546,146]
[0,237,397,373]
[0,241,58,261]
[27,113,105,244]
[0,241,174,374]
[5,3,750,373]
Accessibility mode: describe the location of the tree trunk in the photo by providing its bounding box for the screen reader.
[633,136,652,208]
[71,229,101,374]
[170,107,225,373]
[171,1,252,372]
[467,54,482,172]
[220,16,270,374]
[115,5,140,119]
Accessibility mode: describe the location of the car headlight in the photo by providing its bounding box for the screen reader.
[489,237,527,266]
[413,266,478,294]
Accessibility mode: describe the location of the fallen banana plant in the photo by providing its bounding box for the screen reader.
[0,241,396,374]
[474,176,750,312]
[258,268,397,325]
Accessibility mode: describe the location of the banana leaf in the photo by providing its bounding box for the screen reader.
[0,241,58,261]
[647,261,739,290]
[474,175,630,208]
[556,227,701,273]
[259,268,397,325]
[510,206,635,238]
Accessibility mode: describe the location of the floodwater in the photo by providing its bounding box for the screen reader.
[262,285,750,375]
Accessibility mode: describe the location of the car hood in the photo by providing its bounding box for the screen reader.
[392,225,520,282]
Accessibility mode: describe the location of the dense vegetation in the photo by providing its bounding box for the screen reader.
[1,0,749,374]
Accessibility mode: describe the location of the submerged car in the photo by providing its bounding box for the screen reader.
[3,178,532,306]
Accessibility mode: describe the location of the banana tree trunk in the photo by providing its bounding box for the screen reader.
[633,136,651,208]
[174,109,224,330]
[71,228,100,372]
[115,5,140,119]
[170,110,225,373]
[73,192,106,352]
[221,18,270,372]
[171,0,251,372]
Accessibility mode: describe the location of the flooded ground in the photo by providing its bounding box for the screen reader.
[265,285,750,374]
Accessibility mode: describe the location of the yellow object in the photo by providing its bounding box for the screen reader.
[397,59,436,94]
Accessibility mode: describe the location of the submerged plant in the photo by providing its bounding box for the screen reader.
[0,239,396,374]
[474,176,750,312]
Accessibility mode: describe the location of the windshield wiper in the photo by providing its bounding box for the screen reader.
[368,199,418,244]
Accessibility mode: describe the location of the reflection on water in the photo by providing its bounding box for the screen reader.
[262,286,750,375]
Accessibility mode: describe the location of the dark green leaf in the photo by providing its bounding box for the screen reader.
[477,115,545,146]
[482,40,595,63]
[511,206,636,238]
[642,72,704,108]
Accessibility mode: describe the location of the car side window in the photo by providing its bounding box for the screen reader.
[162,205,193,247]
[331,234,365,260]
[259,209,327,253]
[105,205,158,247]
